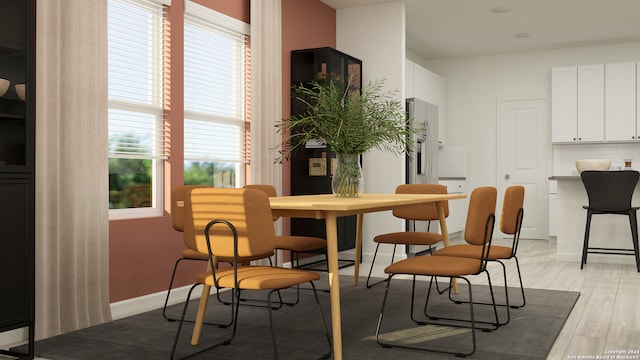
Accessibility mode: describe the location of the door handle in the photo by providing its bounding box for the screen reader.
[505,174,510,179]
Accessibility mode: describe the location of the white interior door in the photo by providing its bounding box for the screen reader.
[497,97,549,239]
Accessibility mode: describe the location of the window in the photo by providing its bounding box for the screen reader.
[108,0,167,216]
[183,1,250,187]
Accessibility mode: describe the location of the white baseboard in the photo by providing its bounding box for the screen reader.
[110,284,231,320]
[0,327,29,351]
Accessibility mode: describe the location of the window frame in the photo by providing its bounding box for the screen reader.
[107,0,168,219]
[182,0,251,189]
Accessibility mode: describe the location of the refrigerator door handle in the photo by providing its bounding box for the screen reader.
[416,139,423,175]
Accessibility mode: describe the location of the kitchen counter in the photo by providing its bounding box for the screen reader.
[552,176,639,265]
[549,175,579,180]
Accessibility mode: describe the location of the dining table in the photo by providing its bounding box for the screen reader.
[269,192,467,360]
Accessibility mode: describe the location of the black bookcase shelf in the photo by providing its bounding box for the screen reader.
[289,47,362,267]
[0,0,35,359]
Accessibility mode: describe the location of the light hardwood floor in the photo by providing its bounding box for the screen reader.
[351,236,640,360]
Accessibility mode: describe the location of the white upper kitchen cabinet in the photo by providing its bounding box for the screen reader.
[413,63,429,102]
[551,66,578,143]
[605,62,637,141]
[405,58,414,99]
[552,65,605,143]
[577,64,605,142]
[638,61,640,136]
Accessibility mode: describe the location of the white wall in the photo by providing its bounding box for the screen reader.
[335,2,406,261]
[553,143,640,175]
[335,9,640,259]
[426,41,640,192]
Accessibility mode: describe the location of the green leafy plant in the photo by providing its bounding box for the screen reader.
[276,75,423,197]
[277,76,422,159]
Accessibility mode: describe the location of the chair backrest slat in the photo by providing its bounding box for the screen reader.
[464,186,497,246]
[171,185,209,232]
[392,184,449,221]
[500,186,525,236]
[244,184,279,222]
[184,187,276,259]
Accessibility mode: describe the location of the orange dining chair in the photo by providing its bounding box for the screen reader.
[366,184,449,288]
[169,187,331,360]
[163,186,276,324]
[375,186,497,357]
[432,185,526,322]
[244,184,328,305]
[162,185,211,323]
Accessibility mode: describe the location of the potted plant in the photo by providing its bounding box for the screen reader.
[277,75,423,197]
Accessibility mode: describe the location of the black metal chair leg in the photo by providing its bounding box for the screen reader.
[629,210,640,272]
[163,257,187,322]
[308,281,333,359]
[433,276,450,294]
[367,244,396,288]
[425,273,500,331]
[266,284,332,360]
[267,290,280,360]
[170,284,235,360]
[280,251,329,306]
[581,211,593,269]
[409,276,425,325]
[511,256,526,308]
[164,258,233,327]
[377,275,478,357]
[375,274,394,347]
[278,251,301,306]
[215,257,285,310]
[485,268,506,326]
[446,258,523,311]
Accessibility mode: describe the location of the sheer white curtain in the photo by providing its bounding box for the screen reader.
[35,0,111,339]
[250,0,282,188]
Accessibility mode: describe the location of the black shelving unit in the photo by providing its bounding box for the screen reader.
[290,47,362,269]
[0,0,36,359]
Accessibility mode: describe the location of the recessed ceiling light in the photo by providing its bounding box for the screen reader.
[491,7,510,14]
[514,33,531,38]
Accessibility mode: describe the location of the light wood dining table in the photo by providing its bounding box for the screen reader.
[269,192,466,360]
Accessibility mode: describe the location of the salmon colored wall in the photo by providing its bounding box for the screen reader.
[109,0,250,303]
[193,0,250,23]
[281,0,336,196]
[109,0,334,303]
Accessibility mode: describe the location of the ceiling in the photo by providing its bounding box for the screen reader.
[320,0,640,60]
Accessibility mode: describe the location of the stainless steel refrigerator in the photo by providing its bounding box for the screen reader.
[405,97,439,256]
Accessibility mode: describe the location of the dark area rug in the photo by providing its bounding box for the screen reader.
[18,275,579,359]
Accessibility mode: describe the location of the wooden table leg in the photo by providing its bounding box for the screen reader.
[437,201,458,293]
[191,284,211,345]
[325,212,343,360]
[353,213,364,286]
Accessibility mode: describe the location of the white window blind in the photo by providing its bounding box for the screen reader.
[108,0,167,160]
[184,2,250,164]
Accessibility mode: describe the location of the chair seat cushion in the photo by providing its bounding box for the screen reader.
[216,251,275,264]
[182,248,210,261]
[275,236,326,252]
[198,266,321,290]
[432,244,512,260]
[385,255,482,277]
[183,248,274,264]
[374,231,442,245]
